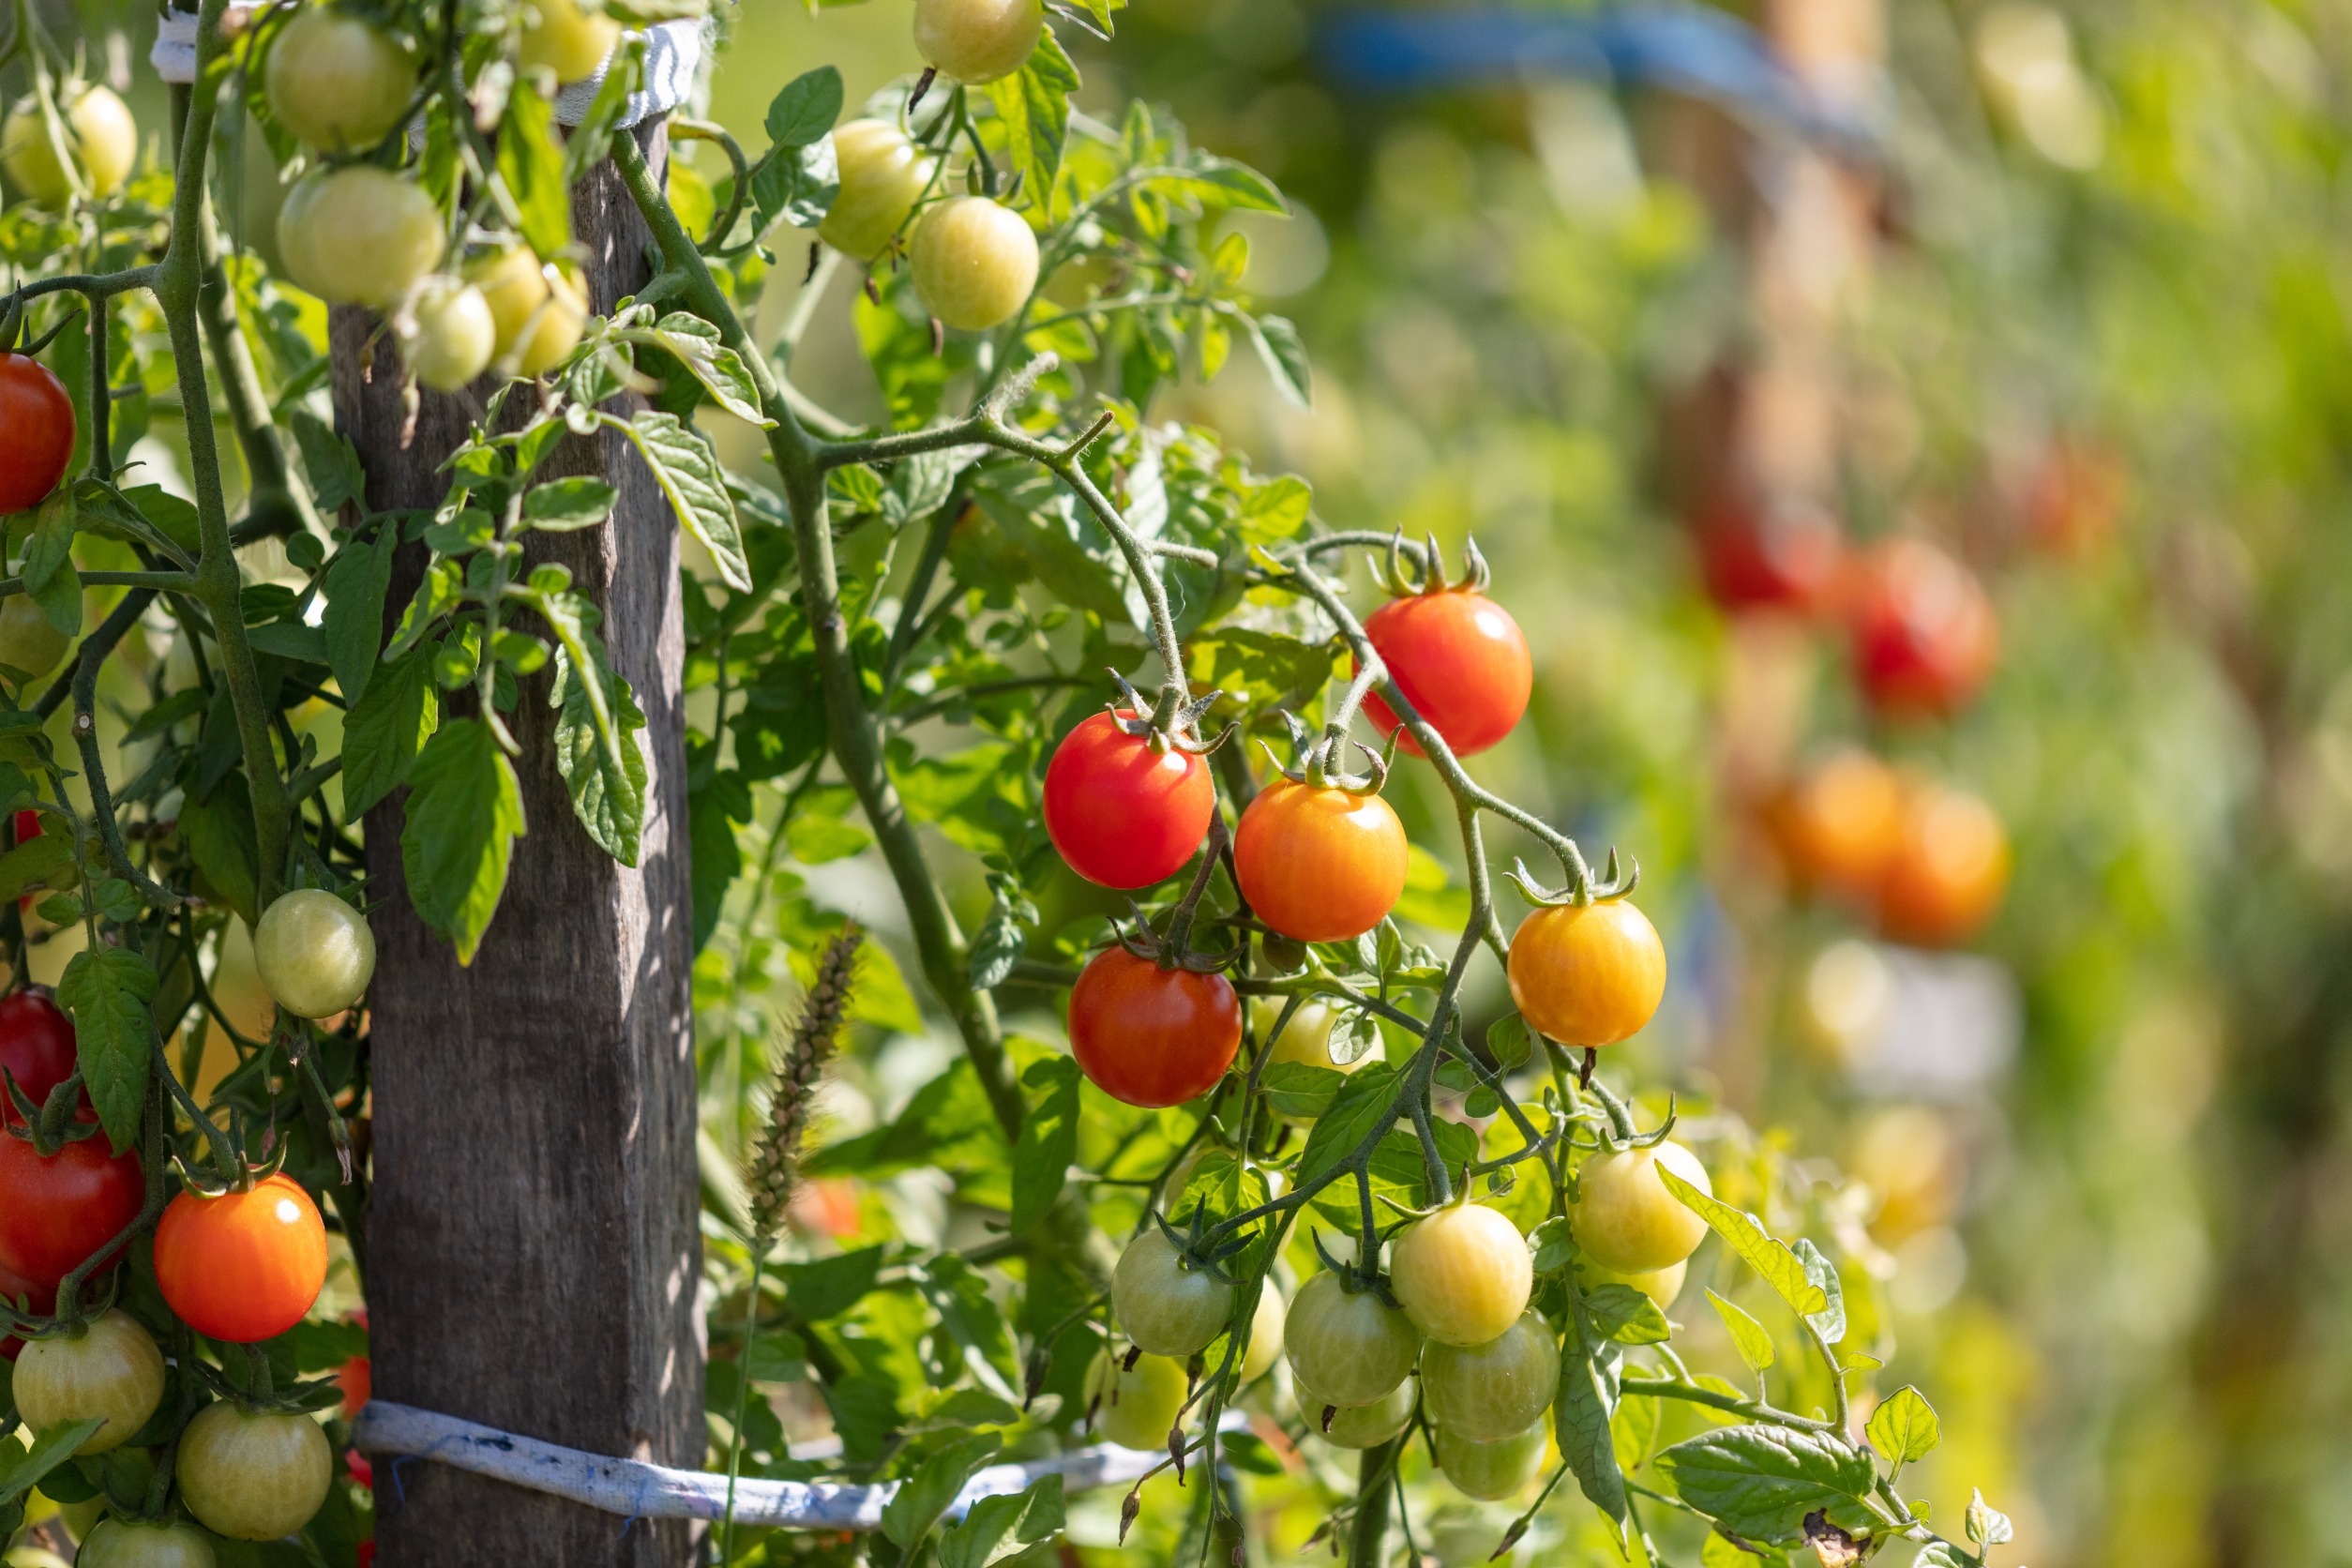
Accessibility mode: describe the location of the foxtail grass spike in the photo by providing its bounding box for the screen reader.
[746,922,865,1243]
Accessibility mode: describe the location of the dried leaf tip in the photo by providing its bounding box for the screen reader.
[746,921,864,1242]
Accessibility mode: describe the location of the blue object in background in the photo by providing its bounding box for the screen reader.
[1319,5,1885,156]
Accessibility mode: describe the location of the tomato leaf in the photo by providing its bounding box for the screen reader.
[496,79,573,265]
[23,491,81,637]
[1792,1237,1847,1346]
[522,478,618,533]
[1244,313,1311,409]
[1864,1385,1940,1467]
[1297,1064,1397,1185]
[1966,1487,2013,1547]
[620,411,752,592]
[765,66,843,148]
[880,1432,1003,1551]
[321,523,397,705]
[1653,1425,1878,1547]
[986,29,1080,222]
[340,646,440,821]
[1009,1056,1081,1235]
[399,717,526,965]
[57,945,158,1153]
[540,595,647,867]
[1259,1060,1342,1122]
[1654,1166,1827,1319]
[0,833,74,905]
[938,1471,1064,1568]
[1554,1311,1628,1527]
[1584,1283,1672,1346]
[620,314,772,429]
[290,410,368,515]
[0,1420,106,1507]
[1705,1289,1775,1374]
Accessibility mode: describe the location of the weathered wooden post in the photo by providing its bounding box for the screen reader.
[330,117,703,1568]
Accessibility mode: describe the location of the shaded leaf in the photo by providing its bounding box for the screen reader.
[57,946,156,1153]
[399,717,525,964]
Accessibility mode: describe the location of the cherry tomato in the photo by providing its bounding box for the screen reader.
[1694,492,1846,615]
[154,1175,329,1343]
[1357,590,1531,760]
[1044,711,1214,890]
[1419,1311,1559,1442]
[0,988,80,1123]
[1283,1269,1422,1408]
[1769,749,1902,901]
[1877,781,2009,947]
[10,1309,166,1454]
[466,247,589,377]
[1847,538,1998,717]
[0,595,69,683]
[1574,1256,1686,1314]
[1570,1138,1711,1274]
[1067,948,1240,1109]
[74,1518,219,1568]
[1254,1000,1381,1126]
[1,85,136,205]
[2026,438,2124,559]
[912,0,1044,84]
[1505,898,1666,1048]
[912,196,1039,332]
[819,120,936,262]
[276,166,441,308]
[1233,779,1409,943]
[338,1350,371,1419]
[1111,1229,1233,1358]
[1437,1418,1547,1501]
[264,6,415,153]
[1301,1373,1415,1449]
[1237,1283,1284,1384]
[1390,1204,1531,1349]
[1085,1348,1187,1452]
[173,1403,334,1541]
[252,890,377,1020]
[398,278,496,394]
[0,353,73,514]
[0,1257,53,1360]
[0,1133,142,1287]
[517,0,620,83]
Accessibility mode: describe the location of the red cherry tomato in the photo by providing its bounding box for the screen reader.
[1067,947,1241,1108]
[0,1257,55,1361]
[0,353,74,514]
[338,1352,371,1418]
[0,1132,143,1287]
[154,1173,329,1342]
[1233,778,1409,943]
[1695,494,1845,614]
[1356,591,1532,759]
[0,988,80,1124]
[1847,539,1998,717]
[1043,710,1214,889]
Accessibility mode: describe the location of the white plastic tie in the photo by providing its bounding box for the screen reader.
[148,5,260,85]
[354,1400,1252,1528]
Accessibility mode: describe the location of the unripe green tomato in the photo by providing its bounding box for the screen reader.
[1236,1282,1284,1384]
[1419,1312,1558,1442]
[11,1310,167,1454]
[1111,1229,1233,1359]
[251,889,376,1018]
[911,196,1038,332]
[73,1520,217,1568]
[1254,1000,1383,1125]
[1436,1418,1548,1502]
[400,277,496,391]
[1298,1373,1415,1449]
[1283,1269,1421,1408]
[1570,1139,1711,1274]
[466,247,589,376]
[264,6,415,153]
[1085,1349,1187,1452]
[912,0,1043,84]
[1391,1204,1532,1348]
[1,85,136,204]
[173,1404,334,1542]
[818,120,935,262]
[0,594,70,681]
[277,166,442,307]
[1575,1256,1686,1313]
[1426,1507,1513,1568]
[518,0,620,83]
[60,1493,108,1541]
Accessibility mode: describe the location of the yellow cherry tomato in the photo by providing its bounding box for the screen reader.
[912,0,1043,85]
[1570,1138,1711,1274]
[1390,1203,1531,1349]
[466,247,590,376]
[911,196,1038,332]
[1505,897,1666,1048]
[1086,1349,1187,1451]
[819,120,935,261]
[518,0,620,83]
[2,85,136,205]
[9,1310,166,1454]
[264,6,415,153]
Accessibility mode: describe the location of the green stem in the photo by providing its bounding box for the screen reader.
[1345,1441,1395,1568]
[718,1243,766,1565]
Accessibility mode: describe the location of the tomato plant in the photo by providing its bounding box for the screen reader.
[153,1176,329,1344]
[1233,777,1408,943]
[1111,1228,1234,1358]
[276,165,442,308]
[912,0,1044,85]
[8,1308,166,1454]
[173,1403,335,1541]
[250,890,376,1020]
[1389,1203,1532,1349]
[819,120,935,262]
[466,246,587,376]
[1067,947,1240,1108]
[397,276,497,394]
[0,352,71,514]
[1044,710,1215,889]
[0,1133,141,1287]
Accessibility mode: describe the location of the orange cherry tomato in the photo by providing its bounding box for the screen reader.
[1356,590,1532,759]
[1768,748,1903,900]
[1043,710,1214,890]
[1505,898,1666,1048]
[1067,947,1241,1108]
[1877,781,2009,947]
[1847,538,1998,717]
[1233,778,1409,944]
[154,1173,329,1343]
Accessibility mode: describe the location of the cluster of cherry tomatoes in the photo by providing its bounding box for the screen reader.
[1768,748,2010,948]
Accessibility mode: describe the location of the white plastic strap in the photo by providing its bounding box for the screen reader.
[354,1400,1251,1529]
[148,5,260,85]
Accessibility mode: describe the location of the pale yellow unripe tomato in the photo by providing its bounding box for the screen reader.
[1390,1203,1532,1348]
[466,247,590,376]
[1085,1349,1188,1451]
[264,6,416,153]
[252,889,376,1019]
[0,594,69,681]
[174,1405,334,1542]
[1254,999,1382,1124]
[277,166,443,307]
[2,85,136,204]
[518,0,620,83]
[911,196,1038,332]
[912,0,1044,84]
[818,120,935,261]
[1569,1138,1711,1274]
[10,1311,167,1455]
[1575,1256,1687,1313]
[1237,1282,1285,1384]
[400,276,497,391]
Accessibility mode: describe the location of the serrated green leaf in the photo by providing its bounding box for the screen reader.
[1586,1283,1672,1346]
[1864,1385,1939,1467]
[1794,1237,1846,1346]
[625,313,772,428]
[1009,1056,1080,1234]
[399,717,525,964]
[549,634,647,866]
[880,1432,1002,1551]
[339,646,438,820]
[0,834,73,904]
[321,524,396,704]
[1656,1166,1826,1319]
[1246,314,1310,409]
[620,411,752,591]
[1555,1312,1627,1527]
[57,946,157,1153]
[291,411,369,514]
[1259,1060,1342,1122]
[1530,1215,1575,1274]
[1705,1289,1775,1374]
[938,1472,1064,1568]
[497,79,573,264]
[1654,1425,1877,1547]
[1295,1062,1400,1184]
[987,30,1081,221]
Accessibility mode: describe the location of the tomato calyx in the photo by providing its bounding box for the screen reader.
[172,1104,290,1199]
[1304,1226,1406,1310]
[1582,1076,1675,1153]
[1144,1203,1255,1290]
[1365,528,1492,602]
[0,294,83,357]
[1101,667,1236,759]
[1262,708,1395,797]
[3,1066,101,1155]
[1503,848,1640,912]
